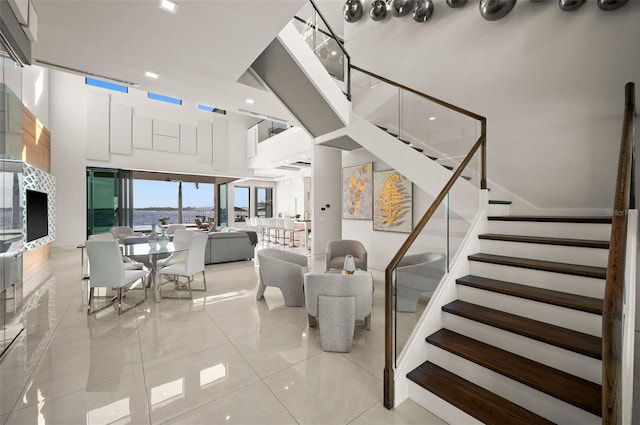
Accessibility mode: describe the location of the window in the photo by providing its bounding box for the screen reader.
[131,180,215,229]
[233,186,250,222]
[85,77,128,93]
[218,184,228,227]
[254,187,273,218]
[147,91,182,105]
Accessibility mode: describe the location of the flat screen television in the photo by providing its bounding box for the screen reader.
[26,189,49,242]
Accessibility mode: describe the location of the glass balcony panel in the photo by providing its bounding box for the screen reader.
[252,119,292,144]
[400,89,478,180]
[292,9,348,93]
[393,192,447,362]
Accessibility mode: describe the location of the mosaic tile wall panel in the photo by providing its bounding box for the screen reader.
[22,164,56,250]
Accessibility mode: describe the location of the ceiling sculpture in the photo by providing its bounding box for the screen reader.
[343,0,629,23]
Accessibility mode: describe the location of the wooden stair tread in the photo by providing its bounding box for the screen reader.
[488,200,512,205]
[442,300,602,359]
[488,215,612,224]
[426,155,438,161]
[468,253,607,279]
[407,361,555,425]
[427,329,602,416]
[411,146,424,152]
[478,233,610,249]
[456,275,603,314]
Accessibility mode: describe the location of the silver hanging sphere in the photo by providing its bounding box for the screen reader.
[390,0,415,17]
[479,0,517,21]
[344,0,364,22]
[558,0,586,11]
[597,0,628,11]
[413,0,434,22]
[446,0,467,7]
[370,0,388,21]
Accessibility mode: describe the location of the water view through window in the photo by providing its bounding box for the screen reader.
[132,180,215,230]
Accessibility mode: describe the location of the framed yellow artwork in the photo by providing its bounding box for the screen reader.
[373,169,412,233]
[342,162,373,220]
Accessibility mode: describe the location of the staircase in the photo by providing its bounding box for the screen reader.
[249,22,480,222]
[246,7,634,423]
[406,213,612,424]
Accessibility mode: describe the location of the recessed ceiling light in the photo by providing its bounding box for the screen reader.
[145,71,159,79]
[429,116,436,121]
[159,0,178,13]
[245,99,255,104]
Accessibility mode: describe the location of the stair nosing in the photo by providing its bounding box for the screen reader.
[488,200,512,205]
[478,233,610,249]
[456,274,603,315]
[407,361,556,425]
[488,215,612,224]
[427,329,602,416]
[442,300,602,359]
[468,253,607,279]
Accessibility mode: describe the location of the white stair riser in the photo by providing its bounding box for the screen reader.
[487,204,510,216]
[443,313,601,384]
[487,221,611,241]
[457,285,601,337]
[469,261,605,298]
[408,382,484,425]
[479,239,609,268]
[428,345,601,425]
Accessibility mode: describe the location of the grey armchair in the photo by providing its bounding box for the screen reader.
[304,272,373,352]
[256,248,308,306]
[325,239,367,272]
[396,252,446,312]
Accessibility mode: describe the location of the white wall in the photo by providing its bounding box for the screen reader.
[22,65,49,127]
[345,1,640,212]
[48,70,264,247]
[275,177,306,218]
[50,71,87,248]
[342,148,473,270]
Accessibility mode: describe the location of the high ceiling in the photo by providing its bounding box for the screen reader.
[32,0,307,122]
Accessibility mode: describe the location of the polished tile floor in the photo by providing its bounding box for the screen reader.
[0,241,447,425]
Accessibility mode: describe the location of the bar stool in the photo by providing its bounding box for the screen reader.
[268,218,278,243]
[256,217,267,241]
[275,218,285,244]
[283,219,300,247]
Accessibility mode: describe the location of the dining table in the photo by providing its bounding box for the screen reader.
[122,241,189,303]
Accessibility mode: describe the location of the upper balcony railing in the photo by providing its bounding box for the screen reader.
[248,119,293,144]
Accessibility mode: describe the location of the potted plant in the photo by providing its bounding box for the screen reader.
[159,217,169,226]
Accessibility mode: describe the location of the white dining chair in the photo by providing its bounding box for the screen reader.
[85,240,149,315]
[158,231,208,299]
[157,229,192,268]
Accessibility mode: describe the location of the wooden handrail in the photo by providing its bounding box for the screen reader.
[602,81,635,424]
[351,65,486,123]
[384,129,486,409]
